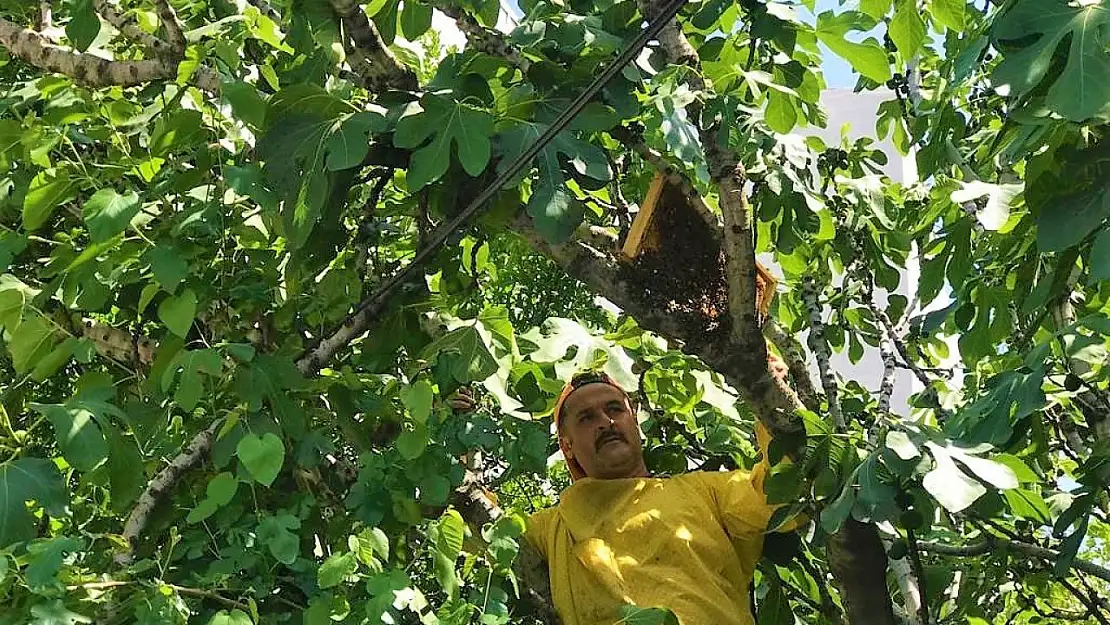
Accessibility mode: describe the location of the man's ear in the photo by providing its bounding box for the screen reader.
[558,433,575,459]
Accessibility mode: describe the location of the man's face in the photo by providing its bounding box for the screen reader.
[559,383,647,480]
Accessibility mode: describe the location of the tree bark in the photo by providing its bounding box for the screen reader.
[828,520,899,625]
[0,16,220,93]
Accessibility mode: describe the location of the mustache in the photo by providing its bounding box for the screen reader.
[595,429,626,451]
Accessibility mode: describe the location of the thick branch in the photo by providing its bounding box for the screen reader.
[828,520,899,625]
[904,529,930,625]
[92,0,167,55]
[116,421,220,564]
[717,166,762,348]
[763,319,820,412]
[328,0,417,92]
[1,18,173,87]
[0,17,219,92]
[917,538,1110,584]
[295,270,423,376]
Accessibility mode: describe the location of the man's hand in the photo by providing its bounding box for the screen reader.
[447,386,477,414]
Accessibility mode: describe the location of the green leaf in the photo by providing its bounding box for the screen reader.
[821,481,852,535]
[150,110,205,156]
[947,447,1018,490]
[400,0,433,40]
[23,169,74,231]
[890,0,926,60]
[421,325,498,385]
[0,459,66,547]
[158,288,197,338]
[257,513,300,564]
[860,0,893,19]
[286,170,328,249]
[431,509,465,600]
[396,421,428,460]
[318,551,358,588]
[569,102,619,132]
[1002,489,1051,523]
[0,231,28,272]
[856,454,898,521]
[393,94,494,189]
[32,402,109,471]
[815,12,892,83]
[66,0,101,52]
[951,181,1023,231]
[620,605,681,625]
[236,432,285,486]
[922,443,986,513]
[148,244,189,292]
[161,348,222,411]
[419,474,451,506]
[222,81,268,130]
[884,431,919,460]
[187,472,239,523]
[992,0,1110,121]
[29,599,92,625]
[494,121,609,241]
[765,90,798,134]
[103,420,144,512]
[927,0,965,31]
[7,314,60,375]
[1088,228,1110,281]
[401,379,433,424]
[26,536,82,589]
[324,111,386,171]
[755,582,793,625]
[206,610,253,625]
[82,189,142,242]
[31,337,76,383]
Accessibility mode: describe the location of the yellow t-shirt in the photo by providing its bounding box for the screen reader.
[525,426,796,625]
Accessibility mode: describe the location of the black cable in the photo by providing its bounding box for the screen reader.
[349,0,690,317]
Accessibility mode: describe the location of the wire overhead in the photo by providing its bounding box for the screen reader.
[354,0,691,314]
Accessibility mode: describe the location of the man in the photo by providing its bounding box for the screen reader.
[523,370,799,625]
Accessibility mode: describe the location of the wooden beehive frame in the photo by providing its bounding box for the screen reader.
[620,172,779,319]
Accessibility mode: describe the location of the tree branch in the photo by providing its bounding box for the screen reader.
[916,538,1110,584]
[92,0,168,56]
[884,542,923,625]
[36,1,51,31]
[763,319,820,412]
[433,1,530,71]
[151,0,186,58]
[0,16,220,92]
[827,520,899,625]
[451,467,559,623]
[328,0,418,92]
[802,276,844,429]
[904,529,930,625]
[116,421,221,564]
[627,5,894,624]
[1059,578,1110,625]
